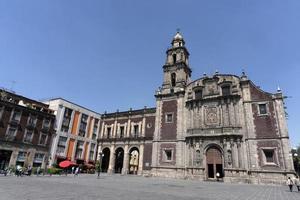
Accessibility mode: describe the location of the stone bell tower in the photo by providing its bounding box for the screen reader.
[151,32,191,176]
[161,31,192,95]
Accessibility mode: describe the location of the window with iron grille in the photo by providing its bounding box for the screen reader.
[107,127,111,139]
[78,114,88,137]
[28,114,37,127]
[39,133,48,145]
[61,107,73,132]
[23,130,33,143]
[133,125,139,138]
[259,104,267,115]
[92,119,99,140]
[11,109,21,122]
[120,126,124,138]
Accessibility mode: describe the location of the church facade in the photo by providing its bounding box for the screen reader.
[97,32,294,184]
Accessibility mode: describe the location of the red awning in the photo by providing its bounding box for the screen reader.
[59,160,77,168]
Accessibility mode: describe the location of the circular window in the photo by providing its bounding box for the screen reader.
[146,123,152,129]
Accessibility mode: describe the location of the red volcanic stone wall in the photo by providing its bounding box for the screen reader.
[252,103,278,138]
[250,84,272,101]
[131,117,143,123]
[250,83,278,138]
[104,120,115,126]
[145,116,155,138]
[143,143,152,170]
[116,119,128,124]
[257,140,283,169]
[160,100,177,140]
[159,143,176,165]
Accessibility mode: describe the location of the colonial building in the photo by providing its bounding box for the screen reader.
[98,108,155,174]
[45,98,100,167]
[97,32,295,184]
[0,89,55,170]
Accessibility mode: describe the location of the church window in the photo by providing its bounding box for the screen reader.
[258,104,267,115]
[165,113,173,123]
[164,149,173,161]
[263,149,275,163]
[194,90,202,99]
[222,85,231,96]
[120,126,124,138]
[172,54,177,64]
[171,73,176,87]
[133,125,139,138]
[107,127,111,139]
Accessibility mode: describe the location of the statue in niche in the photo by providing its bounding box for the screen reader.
[129,150,139,174]
[195,150,202,166]
[227,150,232,166]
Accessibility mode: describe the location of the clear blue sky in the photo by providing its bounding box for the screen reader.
[0,0,299,146]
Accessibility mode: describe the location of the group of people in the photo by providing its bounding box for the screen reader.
[71,166,80,176]
[286,176,300,192]
[15,165,41,177]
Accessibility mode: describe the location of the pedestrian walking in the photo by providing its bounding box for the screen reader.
[294,176,300,192]
[37,166,41,176]
[72,166,75,174]
[216,172,220,181]
[74,167,79,176]
[27,165,32,176]
[286,177,294,192]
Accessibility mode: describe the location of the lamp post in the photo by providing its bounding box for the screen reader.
[97,151,103,178]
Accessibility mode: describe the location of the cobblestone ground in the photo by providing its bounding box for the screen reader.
[0,174,299,200]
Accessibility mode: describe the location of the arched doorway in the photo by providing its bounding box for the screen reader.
[206,146,223,179]
[128,147,139,175]
[101,148,110,172]
[114,147,124,173]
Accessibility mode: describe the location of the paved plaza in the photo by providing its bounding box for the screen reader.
[0,174,299,200]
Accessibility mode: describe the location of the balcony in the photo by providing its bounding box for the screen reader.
[5,134,15,141]
[41,126,50,133]
[9,119,20,127]
[26,122,36,130]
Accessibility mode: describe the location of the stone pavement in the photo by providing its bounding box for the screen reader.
[0,174,299,200]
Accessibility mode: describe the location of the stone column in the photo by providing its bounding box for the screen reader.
[100,121,105,139]
[138,144,144,175]
[127,119,131,137]
[237,139,242,168]
[142,117,146,137]
[223,138,228,168]
[122,144,129,175]
[108,145,115,174]
[113,120,117,138]
[9,149,18,167]
[231,140,238,168]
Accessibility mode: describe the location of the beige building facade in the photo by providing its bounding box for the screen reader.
[45,98,100,167]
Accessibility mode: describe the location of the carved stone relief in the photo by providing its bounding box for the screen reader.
[205,106,219,125]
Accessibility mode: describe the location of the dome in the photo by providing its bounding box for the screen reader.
[173,32,183,40]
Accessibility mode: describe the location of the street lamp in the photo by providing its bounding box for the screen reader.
[97,151,103,178]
